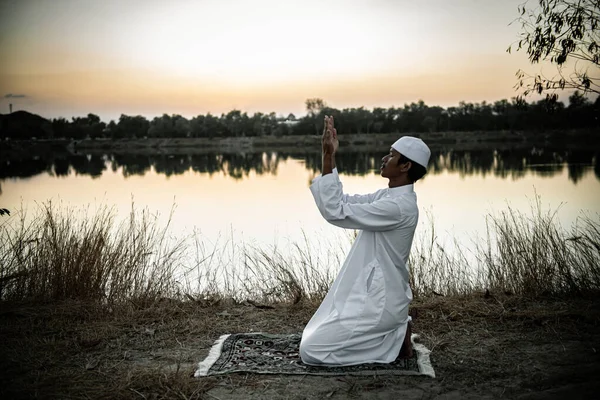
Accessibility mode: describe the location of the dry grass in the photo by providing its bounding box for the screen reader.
[0,201,187,304]
[482,204,600,296]
[171,227,347,308]
[410,198,600,298]
[0,199,599,307]
[186,231,343,305]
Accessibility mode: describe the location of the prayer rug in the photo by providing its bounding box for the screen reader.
[195,333,435,377]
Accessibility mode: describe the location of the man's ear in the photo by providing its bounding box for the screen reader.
[400,161,412,172]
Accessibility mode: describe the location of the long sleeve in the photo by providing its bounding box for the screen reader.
[341,192,377,205]
[310,173,405,232]
[312,168,376,205]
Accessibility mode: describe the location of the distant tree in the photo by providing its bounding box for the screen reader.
[305,98,327,135]
[568,90,591,107]
[422,116,436,133]
[567,90,596,127]
[62,114,104,139]
[190,115,206,137]
[79,113,105,139]
[400,101,428,132]
[65,117,84,139]
[148,114,190,138]
[371,107,387,133]
[105,120,118,137]
[272,122,290,137]
[116,115,149,139]
[248,112,264,136]
[262,112,279,136]
[223,110,244,136]
[508,0,600,98]
[148,114,171,138]
[52,117,72,138]
[173,115,190,137]
[305,98,327,116]
[350,107,373,133]
[426,105,445,132]
[203,113,225,138]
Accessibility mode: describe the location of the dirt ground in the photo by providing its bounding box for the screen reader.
[1,293,599,400]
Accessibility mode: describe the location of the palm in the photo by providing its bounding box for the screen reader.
[322,133,335,153]
[322,116,339,154]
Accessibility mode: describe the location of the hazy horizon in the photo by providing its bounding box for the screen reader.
[0,0,570,121]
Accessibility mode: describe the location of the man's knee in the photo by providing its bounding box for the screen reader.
[299,338,312,363]
[299,337,321,365]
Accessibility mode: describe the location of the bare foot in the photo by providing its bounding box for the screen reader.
[397,321,413,359]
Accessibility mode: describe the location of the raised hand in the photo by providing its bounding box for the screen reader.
[322,115,339,155]
[329,115,338,154]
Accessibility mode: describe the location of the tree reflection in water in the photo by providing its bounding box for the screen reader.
[0,148,598,184]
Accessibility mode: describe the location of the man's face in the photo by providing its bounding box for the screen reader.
[380,148,410,179]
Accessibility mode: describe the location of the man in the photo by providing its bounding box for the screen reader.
[299,115,430,366]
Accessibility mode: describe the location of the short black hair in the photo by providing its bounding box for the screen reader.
[397,154,427,182]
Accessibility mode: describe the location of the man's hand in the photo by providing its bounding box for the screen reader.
[321,115,338,175]
[322,115,339,155]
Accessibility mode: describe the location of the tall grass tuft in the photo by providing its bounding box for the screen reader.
[0,202,187,304]
[410,199,600,297]
[409,224,478,297]
[182,230,345,304]
[480,202,600,296]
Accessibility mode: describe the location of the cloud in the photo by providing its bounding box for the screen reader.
[3,93,27,98]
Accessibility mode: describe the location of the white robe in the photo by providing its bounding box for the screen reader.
[299,168,418,366]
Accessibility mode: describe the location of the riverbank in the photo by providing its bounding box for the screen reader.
[1,294,599,399]
[1,200,599,398]
[2,129,599,158]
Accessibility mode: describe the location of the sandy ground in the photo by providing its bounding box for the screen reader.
[1,293,599,399]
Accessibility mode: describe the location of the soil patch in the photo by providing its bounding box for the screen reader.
[1,294,599,399]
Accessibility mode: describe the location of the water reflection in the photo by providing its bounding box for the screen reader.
[287,148,599,183]
[1,148,598,183]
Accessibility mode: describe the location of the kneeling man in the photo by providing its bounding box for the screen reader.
[300,115,430,366]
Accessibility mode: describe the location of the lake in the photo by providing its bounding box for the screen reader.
[1,146,599,288]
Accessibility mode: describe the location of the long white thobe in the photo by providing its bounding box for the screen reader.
[299,168,418,366]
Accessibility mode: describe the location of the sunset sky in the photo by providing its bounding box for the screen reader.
[0,0,555,121]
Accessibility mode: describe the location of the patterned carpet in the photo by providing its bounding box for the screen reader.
[195,333,435,377]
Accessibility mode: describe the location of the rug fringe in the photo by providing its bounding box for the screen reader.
[411,334,436,378]
[195,334,231,377]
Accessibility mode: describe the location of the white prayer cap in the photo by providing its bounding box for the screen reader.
[391,136,431,170]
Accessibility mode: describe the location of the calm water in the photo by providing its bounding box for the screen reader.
[1,147,600,269]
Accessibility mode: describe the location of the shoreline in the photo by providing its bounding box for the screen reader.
[2,129,599,157]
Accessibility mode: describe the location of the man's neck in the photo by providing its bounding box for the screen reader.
[388,177,412,188]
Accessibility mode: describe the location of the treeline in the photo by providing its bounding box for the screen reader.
[1,148,598,184]
[2,92,599,140]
